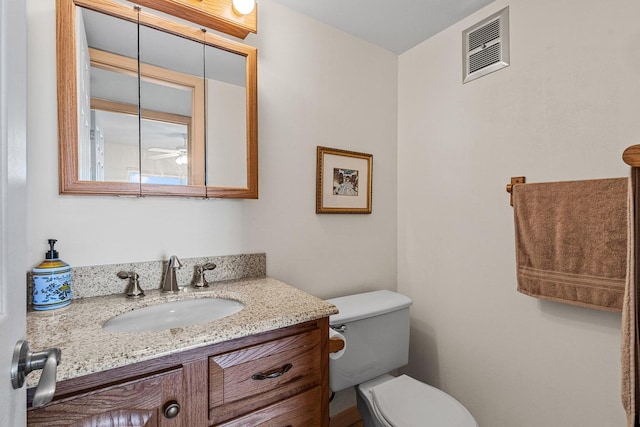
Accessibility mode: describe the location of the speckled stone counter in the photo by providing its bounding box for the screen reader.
[26,276,338,388]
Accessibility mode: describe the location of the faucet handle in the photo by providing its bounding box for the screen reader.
[202,262,217,271]
[194,263,216,288]
[117,271,144,299]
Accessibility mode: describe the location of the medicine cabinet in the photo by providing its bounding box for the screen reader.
[57,0,258,198]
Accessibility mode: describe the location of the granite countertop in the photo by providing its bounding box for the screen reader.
[26,276,338,387]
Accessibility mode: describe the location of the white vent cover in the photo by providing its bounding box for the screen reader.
[463,7,510,83]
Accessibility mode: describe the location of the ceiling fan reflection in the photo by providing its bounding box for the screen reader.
[148,146,186,159]
[148,133,188,165]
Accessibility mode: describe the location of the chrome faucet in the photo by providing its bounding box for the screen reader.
[162,255,182,293]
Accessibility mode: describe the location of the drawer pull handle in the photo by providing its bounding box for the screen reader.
[163,401,181,419]
[251,363,293,380]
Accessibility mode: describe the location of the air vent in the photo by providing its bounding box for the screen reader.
[463,7,509,83]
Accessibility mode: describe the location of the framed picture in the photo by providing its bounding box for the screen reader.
[316,146,372,214]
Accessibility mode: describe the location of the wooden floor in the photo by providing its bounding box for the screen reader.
[330,406,363,427]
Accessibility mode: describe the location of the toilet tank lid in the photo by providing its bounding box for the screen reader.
[326,290,412,325]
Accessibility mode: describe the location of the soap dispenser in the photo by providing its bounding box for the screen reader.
[32,239,72,311]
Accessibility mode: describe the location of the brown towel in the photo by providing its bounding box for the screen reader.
[622,171,637,427]
[512,177,629,312]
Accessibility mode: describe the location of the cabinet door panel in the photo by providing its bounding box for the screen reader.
[27,369,183,427]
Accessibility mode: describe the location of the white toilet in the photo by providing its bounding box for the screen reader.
[327,290,478,427]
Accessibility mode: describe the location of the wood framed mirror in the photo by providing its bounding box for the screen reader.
[57,0,258,198]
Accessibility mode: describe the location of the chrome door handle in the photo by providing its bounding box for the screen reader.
[11,340,61,407]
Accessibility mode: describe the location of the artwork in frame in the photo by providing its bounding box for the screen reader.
[316,146,372,214]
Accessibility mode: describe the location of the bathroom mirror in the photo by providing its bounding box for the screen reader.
[57,0,258,198]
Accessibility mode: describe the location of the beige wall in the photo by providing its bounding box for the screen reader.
[398,0,640,426]
[245,1,398,299]
[26,0,397,298]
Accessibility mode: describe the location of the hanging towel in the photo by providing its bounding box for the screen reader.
[512,177,629,312]
[622,170,637,427]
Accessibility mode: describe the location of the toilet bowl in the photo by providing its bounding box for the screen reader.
[356,374,478,427]
[327,290,478,427]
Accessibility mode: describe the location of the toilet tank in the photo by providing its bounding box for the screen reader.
[327,290,412,392]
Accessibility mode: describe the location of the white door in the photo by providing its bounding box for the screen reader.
[0,0,28,425]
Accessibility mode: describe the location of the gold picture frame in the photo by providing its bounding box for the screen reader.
[316,146,372,214]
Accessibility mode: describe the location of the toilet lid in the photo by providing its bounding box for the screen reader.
[370,375,477,427]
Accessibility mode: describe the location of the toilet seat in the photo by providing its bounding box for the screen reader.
[366,375,477,427]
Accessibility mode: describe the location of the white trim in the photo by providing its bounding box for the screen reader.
[0,0,28,422]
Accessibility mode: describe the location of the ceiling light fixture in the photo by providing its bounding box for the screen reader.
[232,0,255,15]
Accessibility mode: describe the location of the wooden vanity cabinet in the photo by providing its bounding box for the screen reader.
[27,318,329,427]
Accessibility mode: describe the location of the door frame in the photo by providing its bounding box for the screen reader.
[0,0,29,424]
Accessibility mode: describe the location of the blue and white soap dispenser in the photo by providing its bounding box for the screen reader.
[32,239,72,310]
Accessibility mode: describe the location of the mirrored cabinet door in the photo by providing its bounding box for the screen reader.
[81,7,141,185]
[82,8,141,185]
[138,24,206,196]
[204,43,248,190]
[204,32,258,199]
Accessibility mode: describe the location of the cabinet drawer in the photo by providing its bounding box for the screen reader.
[209,329,321,424]
[216,386,322,427]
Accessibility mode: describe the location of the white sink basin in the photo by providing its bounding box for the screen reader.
[103,298,245,333]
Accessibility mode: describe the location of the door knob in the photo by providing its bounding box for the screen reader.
[11,340,61,407]
[163,401,181,419]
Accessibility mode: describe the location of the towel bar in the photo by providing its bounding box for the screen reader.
[505,176,526,206]
[623,145,640,167]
